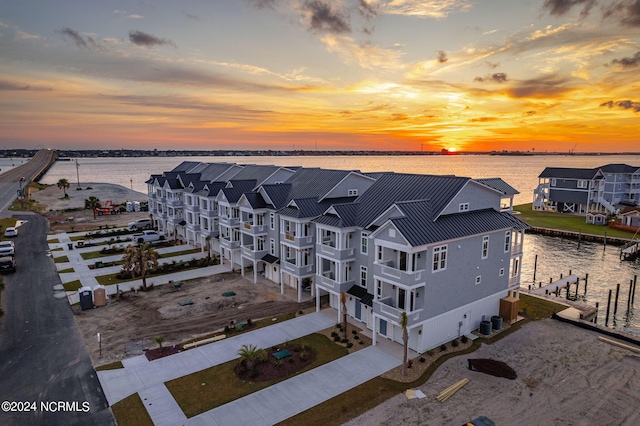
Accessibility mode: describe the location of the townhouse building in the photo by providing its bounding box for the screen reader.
[533,164,640,221]
[148,162,527,354]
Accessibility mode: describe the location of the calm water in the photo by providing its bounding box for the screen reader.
[40,154,640,335]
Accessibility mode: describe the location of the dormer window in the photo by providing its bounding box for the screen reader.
[459,203,469,212]
[348,189,358,196]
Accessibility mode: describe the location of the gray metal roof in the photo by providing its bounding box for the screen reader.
[243,192,267,209]
[261,184,292,209]
[538,167,602,180]
[390,206,529,246]
[599,164,640,174]
[354,173,469,227]
[230,165,282,187]
[228,180,258,193]
[347,285,373,307]
[170,161,201,173]
[475,178,520,195]
[284,168,352,202]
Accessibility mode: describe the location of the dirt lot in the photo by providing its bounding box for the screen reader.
[36,183,312,366]
[346,319,640,426]
[75,272,311,366]
[31,182,149,233]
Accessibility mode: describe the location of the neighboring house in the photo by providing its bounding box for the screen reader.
[533,164,640,217]
[621,207,640,228]
[147,162,528,354]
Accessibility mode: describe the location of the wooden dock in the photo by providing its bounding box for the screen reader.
[531,274,579,296]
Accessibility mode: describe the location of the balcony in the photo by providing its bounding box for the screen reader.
[200,209,218,219]
[374,298,424,327]
[241,245,268,260]
[317,243,355,261]
[186,223,201,232]
[166,198,183,208]
[220,238,241,250]
[219,216,240,227]
[315,274,355,293]
[508,275,520,288]
[374,262,426,288]
[281,233,314,248]
[185,204,200,213]
[242,222,268,236]
[281,259,314,277]
[511,243,523,255]
[200,228,219,239]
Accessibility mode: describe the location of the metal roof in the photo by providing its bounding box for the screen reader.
[538,167,602,180]
[284,168,353,202]
[261,184,292,209]
[598,164,640,174]
[347,285,374,307]
[243,192,267,209]
[390,207,529,246]
[353,173,469,227]
[475,178,520,195]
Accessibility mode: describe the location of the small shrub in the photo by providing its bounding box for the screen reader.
[426,350,434,356]
[298,310,303,315]
[353,335,360,340]
[359,341,364,345]
[224,326,229,333]
[341,338,349,344]
[461,335,468,344]
[275,360,282,367]
[451,339,459,347]
[352,330,357,335]
[333,336,341,342]
[247,318,253,326]
[288,358,294,364]
[331,331,338,338]
[250,370,259,378]
[346,342,353,348]
[336,323,341,328]
[419,357,426,363]
[272,346,278,351]
[293,347,300,353]
[440,344,447,352]
[299,352,308,361]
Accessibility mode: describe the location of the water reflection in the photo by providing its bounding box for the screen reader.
[522,234,640,335]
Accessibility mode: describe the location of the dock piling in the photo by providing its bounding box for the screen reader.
[594,302,599,324]
[584,274,588,295]
[628,280,633,313]
[533,254,538,282]
[614,283,621,318]
[605,289,612,327]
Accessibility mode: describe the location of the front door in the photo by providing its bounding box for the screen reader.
[380,319,387,336]
[355,299,361,320]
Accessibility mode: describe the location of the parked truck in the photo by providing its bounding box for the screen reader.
[133,230,165,244]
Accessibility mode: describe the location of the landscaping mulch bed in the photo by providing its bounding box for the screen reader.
[145,345,183,361]
[234,343,317,382]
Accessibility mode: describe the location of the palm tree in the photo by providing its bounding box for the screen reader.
[401,311,409,377]
[85,196,101,219]
[237,344,266,371]
[57,178,70,198]
[121,243,159,290]
[340,291,348,339]
[153,336,164,350]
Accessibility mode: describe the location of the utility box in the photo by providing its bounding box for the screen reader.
[499,296,519,324]
[79,286,94,310]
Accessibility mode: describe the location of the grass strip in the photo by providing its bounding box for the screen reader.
[53,255,69,263]
[166,333,348,418]
[63,280,82,292]
[95,361,124,371]
[58,267,75,273]
[514,204,636,239]
[111,393,153,426]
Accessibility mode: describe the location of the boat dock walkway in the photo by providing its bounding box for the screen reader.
[531,274,580,296]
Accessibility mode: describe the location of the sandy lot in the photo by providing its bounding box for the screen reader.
[346,319,640,426]
[31,182,149,233]
[74,272,310,366]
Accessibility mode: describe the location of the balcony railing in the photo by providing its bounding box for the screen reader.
[281,260,314,276]
[317,243,355,260]
[242,245,267,260]
[315,275,355,293]
[282,233,314,247]
[374,262,425,286]
[511,243,523,255]
[242,223,267,235]
[220,238,240,250]
[219,216,240,227]
[508,275,520,287]
[374,298,424,327]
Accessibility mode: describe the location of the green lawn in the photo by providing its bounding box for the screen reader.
[166,333,348,418]
[58,267,75,273]
[111,393,153,426]
[53,255,69,263]
[514,204,636,239]
[80,247,199,261]
[63,280,82,292]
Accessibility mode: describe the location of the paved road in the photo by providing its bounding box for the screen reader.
[0,214,114,425]
[0,149,57,214]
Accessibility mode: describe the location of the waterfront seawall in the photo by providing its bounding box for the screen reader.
[527,226,632,245]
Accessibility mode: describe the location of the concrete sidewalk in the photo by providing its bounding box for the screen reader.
[98,310,402,426]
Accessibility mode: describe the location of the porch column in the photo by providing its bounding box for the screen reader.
[240,256,245,277]
[337,295,342,322]
[280,269,284,295]
[298,278,302,303]
[315,288,321,312]
[372,314,377,346]
[253,260,257,284]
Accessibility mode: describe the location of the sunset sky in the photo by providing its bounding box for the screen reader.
[1,0,639,152]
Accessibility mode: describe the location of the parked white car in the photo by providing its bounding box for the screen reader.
[0,241,15,256]
[133,230,165,244]
[4,227,18,237]
[128,219,152,231]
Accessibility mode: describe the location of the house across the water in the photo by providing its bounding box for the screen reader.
[147,162,528,354]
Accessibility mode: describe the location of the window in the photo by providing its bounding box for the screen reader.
[475,275,481,285]
[256,214,264,226]
[504,231,511,252]
[360,266,367,287]
[257,237,265,251]
[270,213,275,230]
[348,189,358,196]
[376,280,382,297]
[550,178,556,186]
[361,233,369,254]
[577,180,588,189]
[499,268,505,276]
[459,203,469,212]
[482,236,489,259]
[270,239,276,255]
[377,245,383,261]
[432,245,448,271]
[389,229,395,238]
